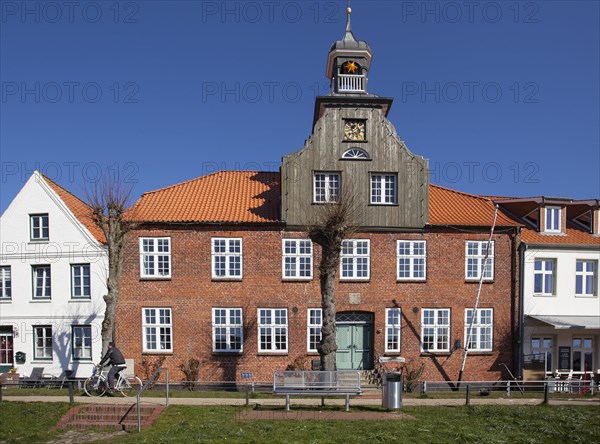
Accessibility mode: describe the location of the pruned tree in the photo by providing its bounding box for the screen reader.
[307,188,361,371]
[86,176,134,355]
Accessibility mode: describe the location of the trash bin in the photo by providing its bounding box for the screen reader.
[382,372,402,409]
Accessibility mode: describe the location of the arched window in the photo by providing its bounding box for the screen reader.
[342,148,370,160]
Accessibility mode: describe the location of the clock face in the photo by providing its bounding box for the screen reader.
[344,120,366,141]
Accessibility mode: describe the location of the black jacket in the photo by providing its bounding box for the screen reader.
[99,347,126,366]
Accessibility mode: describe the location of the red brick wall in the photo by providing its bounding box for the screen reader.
[117,224,515,383]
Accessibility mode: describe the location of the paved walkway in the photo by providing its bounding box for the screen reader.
[2,395,599,407]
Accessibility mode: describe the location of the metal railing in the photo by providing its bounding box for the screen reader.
[136,367,169,432]
[337,74,366,93]
[418,379,597,397]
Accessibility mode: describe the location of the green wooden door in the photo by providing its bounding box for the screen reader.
[336,323,373,370]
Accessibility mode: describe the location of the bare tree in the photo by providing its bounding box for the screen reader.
[307,188,361,371]
[86,176,134,355]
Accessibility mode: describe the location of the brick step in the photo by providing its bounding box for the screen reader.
[54,404,164,432]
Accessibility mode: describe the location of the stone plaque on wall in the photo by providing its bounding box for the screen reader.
[349,293,361,305]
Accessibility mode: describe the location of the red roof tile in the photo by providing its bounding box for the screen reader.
[128,171,281,224]
[42,175,106,243]
[520,225,599,246]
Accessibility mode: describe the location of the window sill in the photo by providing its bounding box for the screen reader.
[29,240,49,243]
[212,278,243,282]
[142,351,173,355]
[32,359,53,362]
[30,299,52,303]
[533,294,556,297]
[465,280,494,284]
[69,299,91,303]
[212,351,243,355]
[368,203,399,207]
[140,277,172,281]
[574,294,598,298]
[340,279,370,283]
[282,278,313,282]
[464,351,493,356]
[397,279,427,283]
[257,352,288,356]
[420,351,451,356]
[0,299,12,303]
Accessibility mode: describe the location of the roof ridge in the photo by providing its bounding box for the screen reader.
[40,172,93,210]
[429,184,495,202]
[140,170,279,196]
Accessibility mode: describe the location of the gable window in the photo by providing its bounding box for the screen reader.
[282,240,313,279]
[71,264,91,299]
[421,308,450,352]
[72,325,92,360]
[575,260,597,296]
[307,308,322,352]
[385,308,401,353]
[464,308,493,352]
[341,239,370,280]
[30,214,49,241]
[465,241,494,281]
[34,325,53,360]
[534,259,556,295]
[370,174,397,205]
[212,308,243,353]
[397,240,426,280]
[258,308,288,353]
[0,267,11,300]
[143,307,173,352]
[341,148,369,160]
[32,265,51,299]
[544,207,562,233]
[140,237,171,278]
[313,172,340,203]
[212,238,242,279]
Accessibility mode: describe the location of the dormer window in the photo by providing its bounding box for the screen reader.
[341,148,369,160]
[544,207,562,233]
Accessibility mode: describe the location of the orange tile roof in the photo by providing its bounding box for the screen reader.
[428,185,518,227]
[128,171,281,224]
[42,175,106,243]
[520,225,599,246]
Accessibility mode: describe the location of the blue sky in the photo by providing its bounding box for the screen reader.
[1,0,599,214]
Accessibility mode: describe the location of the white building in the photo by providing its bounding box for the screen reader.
[0,171,107,378]
[498,197,600,380]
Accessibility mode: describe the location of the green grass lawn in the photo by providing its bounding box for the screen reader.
[1,402,598,443]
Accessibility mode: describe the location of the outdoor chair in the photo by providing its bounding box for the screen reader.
[47,369,74,389]
[20,367,45,388]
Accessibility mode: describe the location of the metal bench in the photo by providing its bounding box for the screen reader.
[272,370,362,411]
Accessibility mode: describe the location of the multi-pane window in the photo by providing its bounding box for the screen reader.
[212,308,243,352]
[258,308,288,352]
[140,237,171,278]
[0,267,11,300]
[464,308,493,352]
[397,240,426,280]
[370,174,397,204]
[307,308,322,352]
[72,325,92,360]
[313,172,341,203]
[30,214,49,240]
[341,240,370,280]
[575,260,597,296]
[212,238,242,279]
[34,326,53,360]
[531,337,553,373]
[32,265,51,299]
[71,264,90,299]
[465,241,494,281]
[143,308,173,352]
[572,338,593,372]
[534,259,556,295]
[282,240,313,279]
[385,308,401,353]
[421,309,450,352]
[544,207,561,233]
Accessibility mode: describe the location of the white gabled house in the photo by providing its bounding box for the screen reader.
[0,171,107,378]
[497,197,600,381]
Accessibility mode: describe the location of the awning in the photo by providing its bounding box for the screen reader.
[527,315,600,330]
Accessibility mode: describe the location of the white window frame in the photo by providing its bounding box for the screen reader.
[212,308,243,353]
[142,307,173,352]
[282,239,313,280]
[465,241,494,281]
[341,239,370,280]
[33,325,53,360]
[32,265,51,299]
[464,308,493,352]
[313,172,341,203]
[370,173,397,205]
[544,206,562,233]
[385,308,401,353]
[421,308,450,352]
[572,337,593,372]
[71,264,91,299]
[72,325,92,360]
[307,308,322,353]
[534,258,556,295]
[258,308,288,353]
[139,237,171,278]
[0,266,11,300]
[531,337,553,374]
[397,240,426,281]
[30,213,49,241]
[211,238,243,279]
[575,260,597,296]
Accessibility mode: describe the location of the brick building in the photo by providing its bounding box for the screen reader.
[116,14,521,383]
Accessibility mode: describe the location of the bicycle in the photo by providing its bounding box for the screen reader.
[84,365,143,397]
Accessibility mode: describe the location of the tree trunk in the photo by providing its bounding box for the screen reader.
[317,243,340,371]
